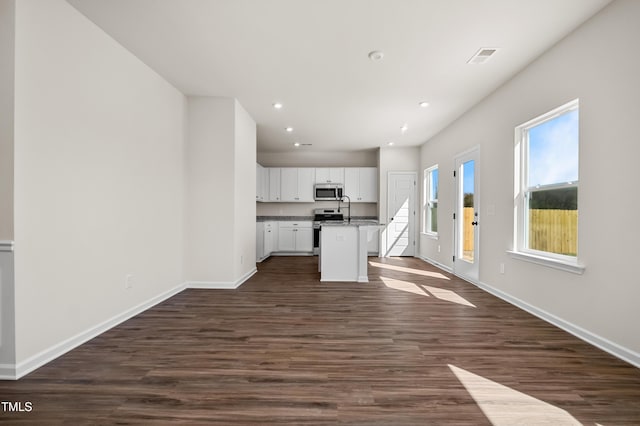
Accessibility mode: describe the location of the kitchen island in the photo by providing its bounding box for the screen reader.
[319,221,382,282]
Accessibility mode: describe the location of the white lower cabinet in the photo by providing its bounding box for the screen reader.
[257,221,277,262]
[264,222,276,256]
[296,227,313,252]
[256,222,265,261]
[277,221,313,252]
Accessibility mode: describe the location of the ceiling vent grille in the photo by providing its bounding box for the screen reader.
[467,47,499,64]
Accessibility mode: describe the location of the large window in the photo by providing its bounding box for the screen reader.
[423,165,438,235]
[514,99,579,264]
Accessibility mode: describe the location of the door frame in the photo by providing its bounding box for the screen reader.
[385,171,417,257]
[453,147,480,282]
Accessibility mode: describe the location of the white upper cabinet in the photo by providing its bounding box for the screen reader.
[256,163,268,202]
[256,163,269,201]
[298,168,315,201]
[315,168,344,184]
[358,167,378,202]
[256,164,262,201]
[344,167,378,202]
[261,166,376,203]
[280,168,314,202]
[280,168,298,201]
[269,168,281,201]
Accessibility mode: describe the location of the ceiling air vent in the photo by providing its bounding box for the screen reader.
[467,47,499,64]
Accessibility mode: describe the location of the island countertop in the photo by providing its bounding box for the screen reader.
[320,220,383,227]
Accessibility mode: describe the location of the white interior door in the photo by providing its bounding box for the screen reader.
[386,172,416,256]
[454,148,480,282]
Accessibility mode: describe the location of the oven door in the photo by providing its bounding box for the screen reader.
[313,223,320,255]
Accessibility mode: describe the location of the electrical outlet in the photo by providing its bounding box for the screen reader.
[499,263,505,274]
[125,274,133,289]
[437,245,441,253]
[240,255,244,265]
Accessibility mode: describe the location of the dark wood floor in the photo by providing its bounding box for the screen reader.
[1,256,639,425]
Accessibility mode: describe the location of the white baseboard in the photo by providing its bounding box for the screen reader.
[417,255,453,274]
[474,280,640,369]
[270,252,314,256]
[12,282,187,380]
[418,255,639,369]
[2,267,259,380]
[186,267,257,289]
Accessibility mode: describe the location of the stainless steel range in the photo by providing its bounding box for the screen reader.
[312,208,344,255]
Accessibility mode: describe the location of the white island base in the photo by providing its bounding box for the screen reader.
[319,222,380,282]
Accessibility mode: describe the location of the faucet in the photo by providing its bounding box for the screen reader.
[341,195,351,223]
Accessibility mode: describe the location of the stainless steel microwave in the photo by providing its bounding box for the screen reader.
[314,183,343,201]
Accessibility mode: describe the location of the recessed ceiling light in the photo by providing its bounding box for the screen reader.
[368,50,384,61]
[419,101,430,108]
[285,127,293,133]
[273,102,283,109]
[387,142,395,146]
[400,124,408,134]
[294,142,300,147]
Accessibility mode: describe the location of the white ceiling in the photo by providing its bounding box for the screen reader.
[67,0,611,153]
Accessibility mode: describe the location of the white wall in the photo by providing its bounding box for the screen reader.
[184,97,236,283]
[257,202,377,218]
[184,97,257,285]
[0,0,14,240]
[258,150,377,167]
[0,247,15,374]
[0,0,16,374]
[13,0,186,367]
[233,100,257,279]
[419,0,640,363]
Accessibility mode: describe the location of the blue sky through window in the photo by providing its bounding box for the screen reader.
[431,169,439,199]
[528,109,579,187]
[463,161,474,194]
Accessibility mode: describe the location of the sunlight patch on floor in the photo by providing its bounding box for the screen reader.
[369,261,450,280]
[421,285,476,307]
[380,277,475,308]
[448,364,581,426]
[380,276,430,296]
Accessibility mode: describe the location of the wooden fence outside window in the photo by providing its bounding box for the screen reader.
[462,208,577,256]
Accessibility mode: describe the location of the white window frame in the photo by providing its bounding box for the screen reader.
[422,165,438,237]
[510,99,585,274]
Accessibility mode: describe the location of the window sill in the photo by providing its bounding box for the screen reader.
[507,250,585,275]
[421,232,439,240]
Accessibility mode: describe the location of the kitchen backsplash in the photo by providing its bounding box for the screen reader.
[256,201,378,217]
